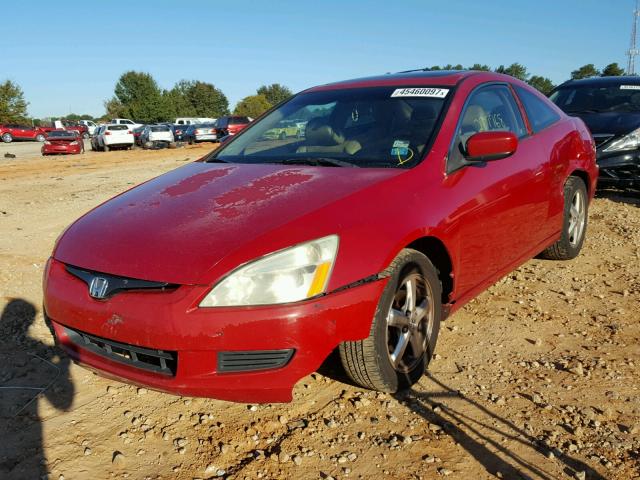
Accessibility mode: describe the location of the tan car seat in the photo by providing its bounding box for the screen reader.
[296,118,361,155]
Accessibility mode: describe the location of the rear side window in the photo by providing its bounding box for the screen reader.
[107,125,129,131]
[516,87,561,133]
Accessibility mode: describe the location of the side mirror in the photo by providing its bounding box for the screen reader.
[465,131,518,162]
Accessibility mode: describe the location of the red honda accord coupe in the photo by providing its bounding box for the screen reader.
[43,70,598,403]
[42,130,84,155]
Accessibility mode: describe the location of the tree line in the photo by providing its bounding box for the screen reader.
[0,62,630,125]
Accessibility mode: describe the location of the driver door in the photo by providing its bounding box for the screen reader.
[446,84,551,300]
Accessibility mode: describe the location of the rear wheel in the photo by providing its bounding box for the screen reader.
[539,176,588,260]
[339,249,442,392]
[2,133,13,143]
[35,134,45,142]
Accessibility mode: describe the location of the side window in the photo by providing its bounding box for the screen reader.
[449,85,526,170]
[515,86,560,133]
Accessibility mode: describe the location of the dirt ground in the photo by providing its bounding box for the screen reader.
[0,143,638,480]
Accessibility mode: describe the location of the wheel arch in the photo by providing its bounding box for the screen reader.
[404,236,454,306]
[568,169,591,196]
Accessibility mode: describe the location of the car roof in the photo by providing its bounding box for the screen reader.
[306,69,498,92]
[556,75,640,88]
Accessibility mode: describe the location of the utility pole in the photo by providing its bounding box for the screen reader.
[628,0,640,75]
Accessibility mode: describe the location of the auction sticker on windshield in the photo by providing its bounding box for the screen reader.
[391,87,449,98]
[620,85,640,90]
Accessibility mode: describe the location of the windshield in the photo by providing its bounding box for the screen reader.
[550,84,640,114]
[48,130,76,138]
[214,86,450,168]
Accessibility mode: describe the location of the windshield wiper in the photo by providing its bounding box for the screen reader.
[279,157,360,168]
[204,156,229,163]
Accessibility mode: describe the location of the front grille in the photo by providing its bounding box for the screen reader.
[218,349,294,373]
[601,164,640,180]
[64,327,177,376]
[65,264,178,299]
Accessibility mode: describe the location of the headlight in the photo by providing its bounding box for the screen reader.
[603,127,640,153]
[199,235,339,307]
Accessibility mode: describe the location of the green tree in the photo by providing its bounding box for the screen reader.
[104,97,126,119]
[257,83,293,105]
[527,76,556,95]
[571,64,599,80]
[108,71,170,122]
[187,81,229,117]
[0,80,29,124]
[495,63,529,81]
[468,63,491,71]
[601,62,625,77]
[234,94,272,118]
[166,80,229,118]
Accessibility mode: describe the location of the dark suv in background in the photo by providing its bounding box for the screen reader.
[550,76,640,190]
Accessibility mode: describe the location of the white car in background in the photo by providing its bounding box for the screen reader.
[96,124,134,151]
[109,118,142,131]
[139,124,174,144]
[175,117,216,125]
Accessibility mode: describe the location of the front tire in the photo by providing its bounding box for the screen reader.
[339,249,442,392]
[36,134,45,142]
[2,133,13,143]
[539,176,588,260]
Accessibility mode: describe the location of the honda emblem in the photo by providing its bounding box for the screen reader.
[89,277,109,299]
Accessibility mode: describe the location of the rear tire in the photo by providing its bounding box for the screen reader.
[36,134,45,142]
[539,176,588,260]
[339,249,442,392]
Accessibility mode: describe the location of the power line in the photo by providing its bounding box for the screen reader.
[627,0,640,75]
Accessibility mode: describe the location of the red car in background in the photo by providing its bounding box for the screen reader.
[43,70,598,403]
[215,115,251,137]
[42,130,84,155]
[1,124,46,143]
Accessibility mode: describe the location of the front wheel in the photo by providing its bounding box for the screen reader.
[2,133,13,143]
[36,134,45,142]
[339,249,442,392]
[539,176,588,260]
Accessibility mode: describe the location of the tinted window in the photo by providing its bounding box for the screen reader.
[151,126,170,132]
[516,87,560,133]
[449,85,526,170]
[107,125,129,131]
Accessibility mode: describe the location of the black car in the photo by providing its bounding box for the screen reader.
[550,76,640,189]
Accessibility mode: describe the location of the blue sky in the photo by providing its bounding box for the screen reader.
[1,0,634,118]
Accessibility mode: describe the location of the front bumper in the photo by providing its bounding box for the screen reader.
[43,258,385,403]
[596,150,640,187]
[42,145,80,154]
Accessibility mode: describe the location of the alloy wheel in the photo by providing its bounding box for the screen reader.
[568,189,586,246]
[385,271,434,372]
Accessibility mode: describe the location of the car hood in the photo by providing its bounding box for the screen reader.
[572,111,640,137]
[54,162,401,284]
